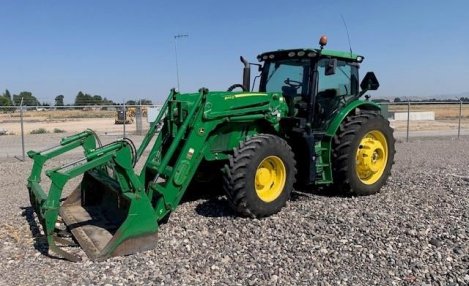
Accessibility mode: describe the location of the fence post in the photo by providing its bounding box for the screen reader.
[15,98,25,161]
[123,100,126,138]
[136,100,143,135]
[406,99,410,142]
[458,99,462,139]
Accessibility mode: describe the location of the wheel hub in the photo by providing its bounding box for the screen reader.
[255,168,271,186]
[255,156,286,202]
[356,131,388,185]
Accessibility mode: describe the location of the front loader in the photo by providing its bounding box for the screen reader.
[27,36,395,261]
[115,107,135,124]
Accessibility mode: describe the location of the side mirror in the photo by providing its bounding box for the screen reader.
[325,58,337,76]
[360,72,379,91]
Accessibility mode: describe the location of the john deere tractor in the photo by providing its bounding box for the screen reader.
[27,36,395,261]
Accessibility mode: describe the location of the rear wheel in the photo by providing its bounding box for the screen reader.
[332,112,395,195]
[223,134,297,218]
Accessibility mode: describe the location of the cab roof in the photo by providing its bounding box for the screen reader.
[257,48,364,62]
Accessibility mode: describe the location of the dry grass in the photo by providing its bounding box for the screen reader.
[1,109,115,120]
[387,103,468,119]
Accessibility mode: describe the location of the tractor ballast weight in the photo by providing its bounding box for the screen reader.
[27,37,395,261]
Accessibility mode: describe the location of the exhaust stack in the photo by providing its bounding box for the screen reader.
[240,56,251,92]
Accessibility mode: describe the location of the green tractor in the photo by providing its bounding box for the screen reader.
[27,36,395,261]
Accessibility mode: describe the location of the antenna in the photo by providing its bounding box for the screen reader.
[340,14,353,55]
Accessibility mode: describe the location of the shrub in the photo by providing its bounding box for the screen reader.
[30,128,49,134]
[53,128,66,133]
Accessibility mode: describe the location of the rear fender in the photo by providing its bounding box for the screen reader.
[325,100,381,137]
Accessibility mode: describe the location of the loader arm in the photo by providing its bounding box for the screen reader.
[141,89,286,221]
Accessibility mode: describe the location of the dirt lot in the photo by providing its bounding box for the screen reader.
[0,112,150,135]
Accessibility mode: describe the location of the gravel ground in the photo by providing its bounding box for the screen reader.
[0,138,468,285]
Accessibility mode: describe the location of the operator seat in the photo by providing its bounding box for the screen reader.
[282,86,301,116]
[316,88,340,126]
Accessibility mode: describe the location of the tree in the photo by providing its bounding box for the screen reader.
[140,99,153,105]
[102,97,114,105]
[0,90,12,106]
[92,95,103,105]
[0,96,10,106]
[55,95,65,106]
[74,91,112,106]
[13,91,39,106]
[74,91,89,106]
[3,89,11,101]
[126,99,153,105]
[394,97,402,103]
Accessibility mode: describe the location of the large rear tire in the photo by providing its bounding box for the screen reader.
[332,112,395,195]
[223,134,297,218]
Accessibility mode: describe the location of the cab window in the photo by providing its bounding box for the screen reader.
[264,58,311,95]
[317,58,358,101]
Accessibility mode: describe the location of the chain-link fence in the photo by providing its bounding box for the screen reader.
[1,102,468,159]
[0,105,162,159]
[382,101,469,142]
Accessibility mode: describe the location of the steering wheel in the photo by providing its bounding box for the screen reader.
[284,78,302,90]
[227,84,246,92]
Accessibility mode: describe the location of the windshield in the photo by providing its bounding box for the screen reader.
[317,58,359,100]
[261,58,311,95]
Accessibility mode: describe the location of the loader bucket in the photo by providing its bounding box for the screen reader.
[59,171,159,260]
[27,133,160,261]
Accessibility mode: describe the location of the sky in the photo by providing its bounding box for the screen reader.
[1,0,469,104]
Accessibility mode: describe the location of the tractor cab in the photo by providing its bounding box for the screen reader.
[251,36,379,130]
[231,36,382,185]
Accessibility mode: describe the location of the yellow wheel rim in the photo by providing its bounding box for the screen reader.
[255,156,286,202]
[356,130,388,185]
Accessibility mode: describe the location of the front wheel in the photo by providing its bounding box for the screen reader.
[332,112,395,195]
[223,134,297,218]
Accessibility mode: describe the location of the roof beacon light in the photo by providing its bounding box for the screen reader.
[319,35,328,49]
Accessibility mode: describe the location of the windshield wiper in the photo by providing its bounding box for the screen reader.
[267,65,281,82]
[337,66,351,80]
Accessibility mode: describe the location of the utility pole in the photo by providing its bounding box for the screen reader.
[174,34,189,92]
